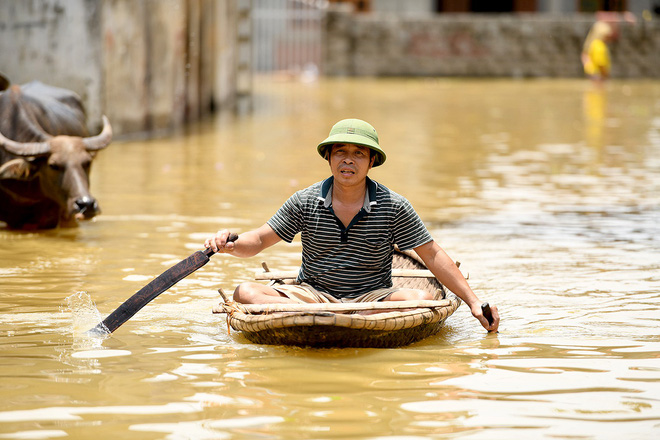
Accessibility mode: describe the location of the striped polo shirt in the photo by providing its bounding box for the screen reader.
[267,176,432,299]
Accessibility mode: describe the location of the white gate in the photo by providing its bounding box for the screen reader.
[252,0,326,77]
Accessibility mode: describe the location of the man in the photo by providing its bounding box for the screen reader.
[205,119,499,331]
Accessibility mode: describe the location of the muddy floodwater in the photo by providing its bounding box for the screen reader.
[1,77,659,439]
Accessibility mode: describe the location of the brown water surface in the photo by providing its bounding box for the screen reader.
[1,78,659,439]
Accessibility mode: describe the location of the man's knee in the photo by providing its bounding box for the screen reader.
[233,282,261,303]
[389,288,434,301]
[233,282,285,304]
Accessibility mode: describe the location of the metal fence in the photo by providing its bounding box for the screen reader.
[252,0,326,78]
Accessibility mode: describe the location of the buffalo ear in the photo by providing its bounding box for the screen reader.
[0,158,34,180]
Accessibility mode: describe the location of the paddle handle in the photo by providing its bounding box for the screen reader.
[203,232,239,257]
[481,302,494,326]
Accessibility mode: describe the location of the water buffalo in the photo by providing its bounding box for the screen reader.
[0,81,112,229]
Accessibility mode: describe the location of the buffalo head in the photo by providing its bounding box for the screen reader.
[0,116,112,227]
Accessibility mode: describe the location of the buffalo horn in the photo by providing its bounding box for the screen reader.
[0,127,51,157]
[83,115,113,151]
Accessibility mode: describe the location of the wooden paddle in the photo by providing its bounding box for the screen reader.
[88,233,238,335]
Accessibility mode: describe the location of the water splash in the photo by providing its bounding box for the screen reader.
[65,291,109,339]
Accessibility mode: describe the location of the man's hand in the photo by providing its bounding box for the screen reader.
[472,302,499,332]
[205,229,238,253]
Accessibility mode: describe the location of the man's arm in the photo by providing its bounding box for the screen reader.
[414,240,499,332]
[205,224,282,258]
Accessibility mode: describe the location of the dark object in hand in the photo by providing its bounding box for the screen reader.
[481,302,494,326]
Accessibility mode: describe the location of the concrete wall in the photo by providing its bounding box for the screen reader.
[323,8,660,78]
[0,0,104,127]
[0,0,241,136]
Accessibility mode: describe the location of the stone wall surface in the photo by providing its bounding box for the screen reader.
[0,0,104,126]
[323,9,660,78]
[0,0,241,136]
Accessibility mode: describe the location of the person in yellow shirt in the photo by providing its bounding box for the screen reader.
[582,21,614,82]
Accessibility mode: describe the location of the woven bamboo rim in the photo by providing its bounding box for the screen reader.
[218,297,460,333]
[219,299,451,314]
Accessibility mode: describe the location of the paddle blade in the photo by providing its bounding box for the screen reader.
[89,249,213,335]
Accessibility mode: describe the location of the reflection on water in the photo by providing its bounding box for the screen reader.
[0,78,659,439]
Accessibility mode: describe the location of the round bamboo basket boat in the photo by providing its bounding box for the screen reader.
[214,249,462,348]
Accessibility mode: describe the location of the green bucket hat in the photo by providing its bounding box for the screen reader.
[317,118,386,167]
